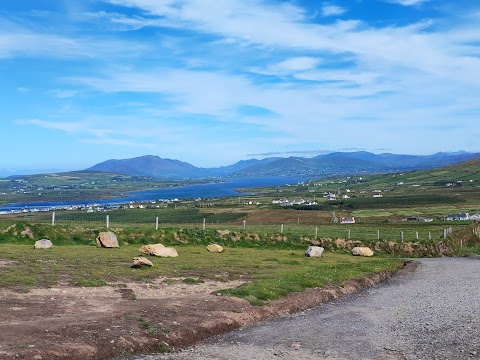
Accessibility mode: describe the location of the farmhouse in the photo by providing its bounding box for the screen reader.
[446,213,470,221]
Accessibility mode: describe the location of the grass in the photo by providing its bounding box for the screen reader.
[221,254,402,305]
[0,244,402,305]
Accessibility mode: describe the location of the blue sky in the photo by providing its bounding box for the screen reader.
[1,0,479,175]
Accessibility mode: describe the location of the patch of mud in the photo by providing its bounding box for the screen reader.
[124,278,246,299]
[0,260,16,268]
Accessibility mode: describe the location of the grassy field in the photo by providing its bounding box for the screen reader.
[0,244,402,304]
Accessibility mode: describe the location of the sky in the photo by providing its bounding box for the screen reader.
[1,0,479,175]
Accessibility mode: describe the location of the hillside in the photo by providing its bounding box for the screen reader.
[85,152,480,179]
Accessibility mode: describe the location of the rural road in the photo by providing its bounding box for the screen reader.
[138,258,480,360]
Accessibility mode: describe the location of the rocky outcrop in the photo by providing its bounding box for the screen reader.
[352,247,374,257]
[206,244,224,253]
[304,246,324,257]
[34,239,53,249]
[96,232,119,248]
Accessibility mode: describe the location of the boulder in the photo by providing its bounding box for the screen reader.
[34,239,53,249]
[352,246,374,257]
[96,232,119,248]
[131,257,154,268]
[139,244,165,256]
[139,244,178,257]
[155,247,178,257]
[304,245,324,257]
[206,244,224,253]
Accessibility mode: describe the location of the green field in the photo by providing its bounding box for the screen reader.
[0,244,402,304]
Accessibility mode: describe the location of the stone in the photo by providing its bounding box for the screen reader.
[139,244,178,257]
[96,232,119,248]
[139,244,165,256]
[131,257,154,268]
[206,244,224,253]
[304,245,324,257]
[34,239,53,249]
[352,246,374,257]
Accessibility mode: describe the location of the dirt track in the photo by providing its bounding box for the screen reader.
[0,264,400,360]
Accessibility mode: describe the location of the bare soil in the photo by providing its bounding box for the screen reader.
[0,265,405,360]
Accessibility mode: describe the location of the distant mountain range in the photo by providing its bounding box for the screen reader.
[86,151,480,179]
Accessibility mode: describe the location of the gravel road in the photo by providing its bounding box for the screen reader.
[140,258,480,360]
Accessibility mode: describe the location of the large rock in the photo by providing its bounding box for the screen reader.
[304,245,324,257]
[139,244,165,256]
[131,257,154,268]
[352,246,374,257]
[96,232,119,248]
[34,239,53,249]
[139,244,178,257]
[206,244,224,253]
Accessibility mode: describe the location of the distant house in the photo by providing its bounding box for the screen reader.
[341,216,356,224]
[446,213,470,221]
[469,213,480,220]
[326,193,336,201]
[406,216,433,222]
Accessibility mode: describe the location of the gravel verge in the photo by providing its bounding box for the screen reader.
[141,258,479,360]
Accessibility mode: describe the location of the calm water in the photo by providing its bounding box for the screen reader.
[0,177,309,211]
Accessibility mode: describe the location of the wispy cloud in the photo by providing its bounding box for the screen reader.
[321,4,347,17]
[48,89,80,98]
[80,137,156,148]
[387,0,431,6]
[16,119,86,133]
[2,0,480,168]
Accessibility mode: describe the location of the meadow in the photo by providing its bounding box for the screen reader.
[0,244,402,305]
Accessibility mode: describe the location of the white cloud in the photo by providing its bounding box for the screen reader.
[80,137,156,148]
[48,89,80,98]
[6,0,480,162]
[271,57,321,73]
[388,0,431,6]
[321,5,347,17]
[16,119,86,133]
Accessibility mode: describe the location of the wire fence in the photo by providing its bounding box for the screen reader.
[0,209,460,244]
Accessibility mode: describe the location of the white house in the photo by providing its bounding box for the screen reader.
[340,216,356,224]
[446,213,470,221]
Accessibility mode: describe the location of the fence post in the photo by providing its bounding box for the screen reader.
[416,231,419,240]
[348,229,351,240]
[315,226,318,239]
[51,211,55,226]
[243,220,246,230]
[281,224,284,234]
[155,217,159,231]
[400,231,404,243]
[203,218,206,231]
[106,215,110,229]
[377,229,380,240]
[429,231,431,240]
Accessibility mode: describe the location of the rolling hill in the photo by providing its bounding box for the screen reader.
[85,152,480,179]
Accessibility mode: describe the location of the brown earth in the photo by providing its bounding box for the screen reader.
[0,263,408,360]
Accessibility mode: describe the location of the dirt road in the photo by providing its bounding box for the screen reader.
[144,258,480,360]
